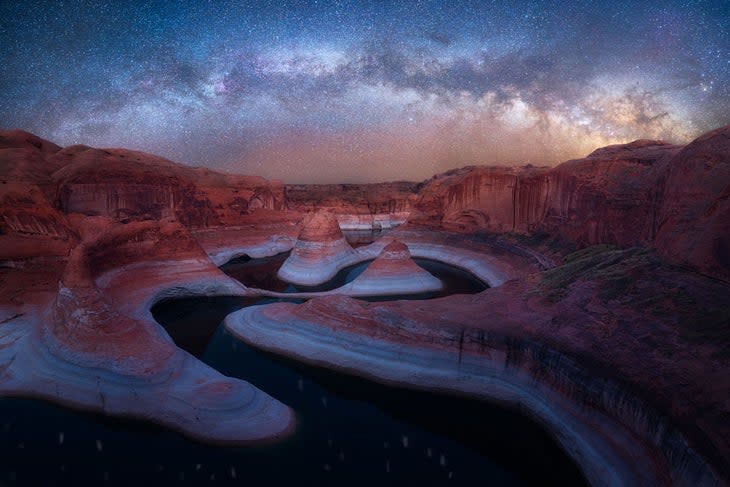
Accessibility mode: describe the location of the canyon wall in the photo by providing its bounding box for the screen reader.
[0,132,287,244]
[2,126,729,281]
[412,141,680,240]
[541,140,679,247]
[285,182,418,229]
[51,145,286,227]
[410,127,730,281]
[410,165,552,232]
[0,131,77,259]
[654,126,730,281]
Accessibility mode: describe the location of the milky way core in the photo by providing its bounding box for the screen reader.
[1,1,728,182]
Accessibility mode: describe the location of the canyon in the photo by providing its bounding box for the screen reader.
[0,126,729,486]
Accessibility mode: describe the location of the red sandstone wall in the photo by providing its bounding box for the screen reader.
[654,126,730,281]
[408,128,730,281]
[50,147,285,227]
[412,166,552,232]
[2,126,729,281]
[0,133,77,258]
[285,183,417,217]
[541,140,680,247]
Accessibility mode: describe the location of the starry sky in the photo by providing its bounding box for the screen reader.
[1,1,728,183]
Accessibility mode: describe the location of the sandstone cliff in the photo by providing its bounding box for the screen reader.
[0,131,77,259]
[410,165,552,232]
[409,127,730,281]
[542,139,680,247]
[654,126,730,281]
[286,182,418,229]
[51,145,285,227]
[3,126,729,281]
[0,130,287,240]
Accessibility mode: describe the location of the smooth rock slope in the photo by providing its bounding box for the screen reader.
[343,240,443,296]
[0,216,295,444]
[277,210,358,285]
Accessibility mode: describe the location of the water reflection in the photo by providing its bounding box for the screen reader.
[221,254,487,297]
[147,295,589,487]
[0,251,587,487]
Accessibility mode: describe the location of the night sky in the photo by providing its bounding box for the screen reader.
[1,1,728,183]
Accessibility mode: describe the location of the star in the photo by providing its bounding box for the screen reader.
[0,0,728,183]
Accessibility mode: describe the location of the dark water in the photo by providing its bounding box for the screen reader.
[221,253,488,297]
[153,295,588,487]
[0,257,587,486]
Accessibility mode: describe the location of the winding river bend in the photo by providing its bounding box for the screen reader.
[153,293,587,486]
[0,255,588,486]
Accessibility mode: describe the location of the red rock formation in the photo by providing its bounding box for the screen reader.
[277,210,356,285]
[296,209,347,243]
[345,240,442,296]
[0,131,77,259]
[49,236,178,377]
[1,125,729,479]
[411,141,681,241]
[541,139,680,247]
[6,127,726,284]
[286,182,417,211]
[83,219,202,278]
[228,245,730,486]
[411,165,552,232]
[1,216,294,444]
[50,145,285,227]
[655,126,730,281]
[408,129,730,282]
[285,182,417,230]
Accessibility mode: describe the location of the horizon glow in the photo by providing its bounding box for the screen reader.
[1,0,728,183]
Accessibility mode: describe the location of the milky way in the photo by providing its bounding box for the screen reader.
[1,1,728,182]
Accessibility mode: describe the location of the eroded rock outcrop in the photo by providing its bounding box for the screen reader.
[227,246,730,486]
[0,218,295,444]
[655,126,730,281]
[411,141,681,242]
[286,182,417,230]
[344,240,442,296]
[411,165,552,232]
[51,146,286,227]
[407,129,730,283]
[542,139,680,247]
[277,210,357,285]
[0,131,77,259]
[1,126,729,486]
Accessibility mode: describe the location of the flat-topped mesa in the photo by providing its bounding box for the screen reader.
[277,210,357,286]
[345,240,443,296]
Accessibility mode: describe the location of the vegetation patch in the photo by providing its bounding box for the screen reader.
[533,244,629,301]
[509,230,577,255]
[532,244,730,357]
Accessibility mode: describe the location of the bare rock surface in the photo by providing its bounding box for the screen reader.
[344,240,442,296]
[0,217,294,444]
[285,181,417,230]
[277,210,357,285]
[408,127,730,282]
[228,246,730,486]
[655,125,730,281]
